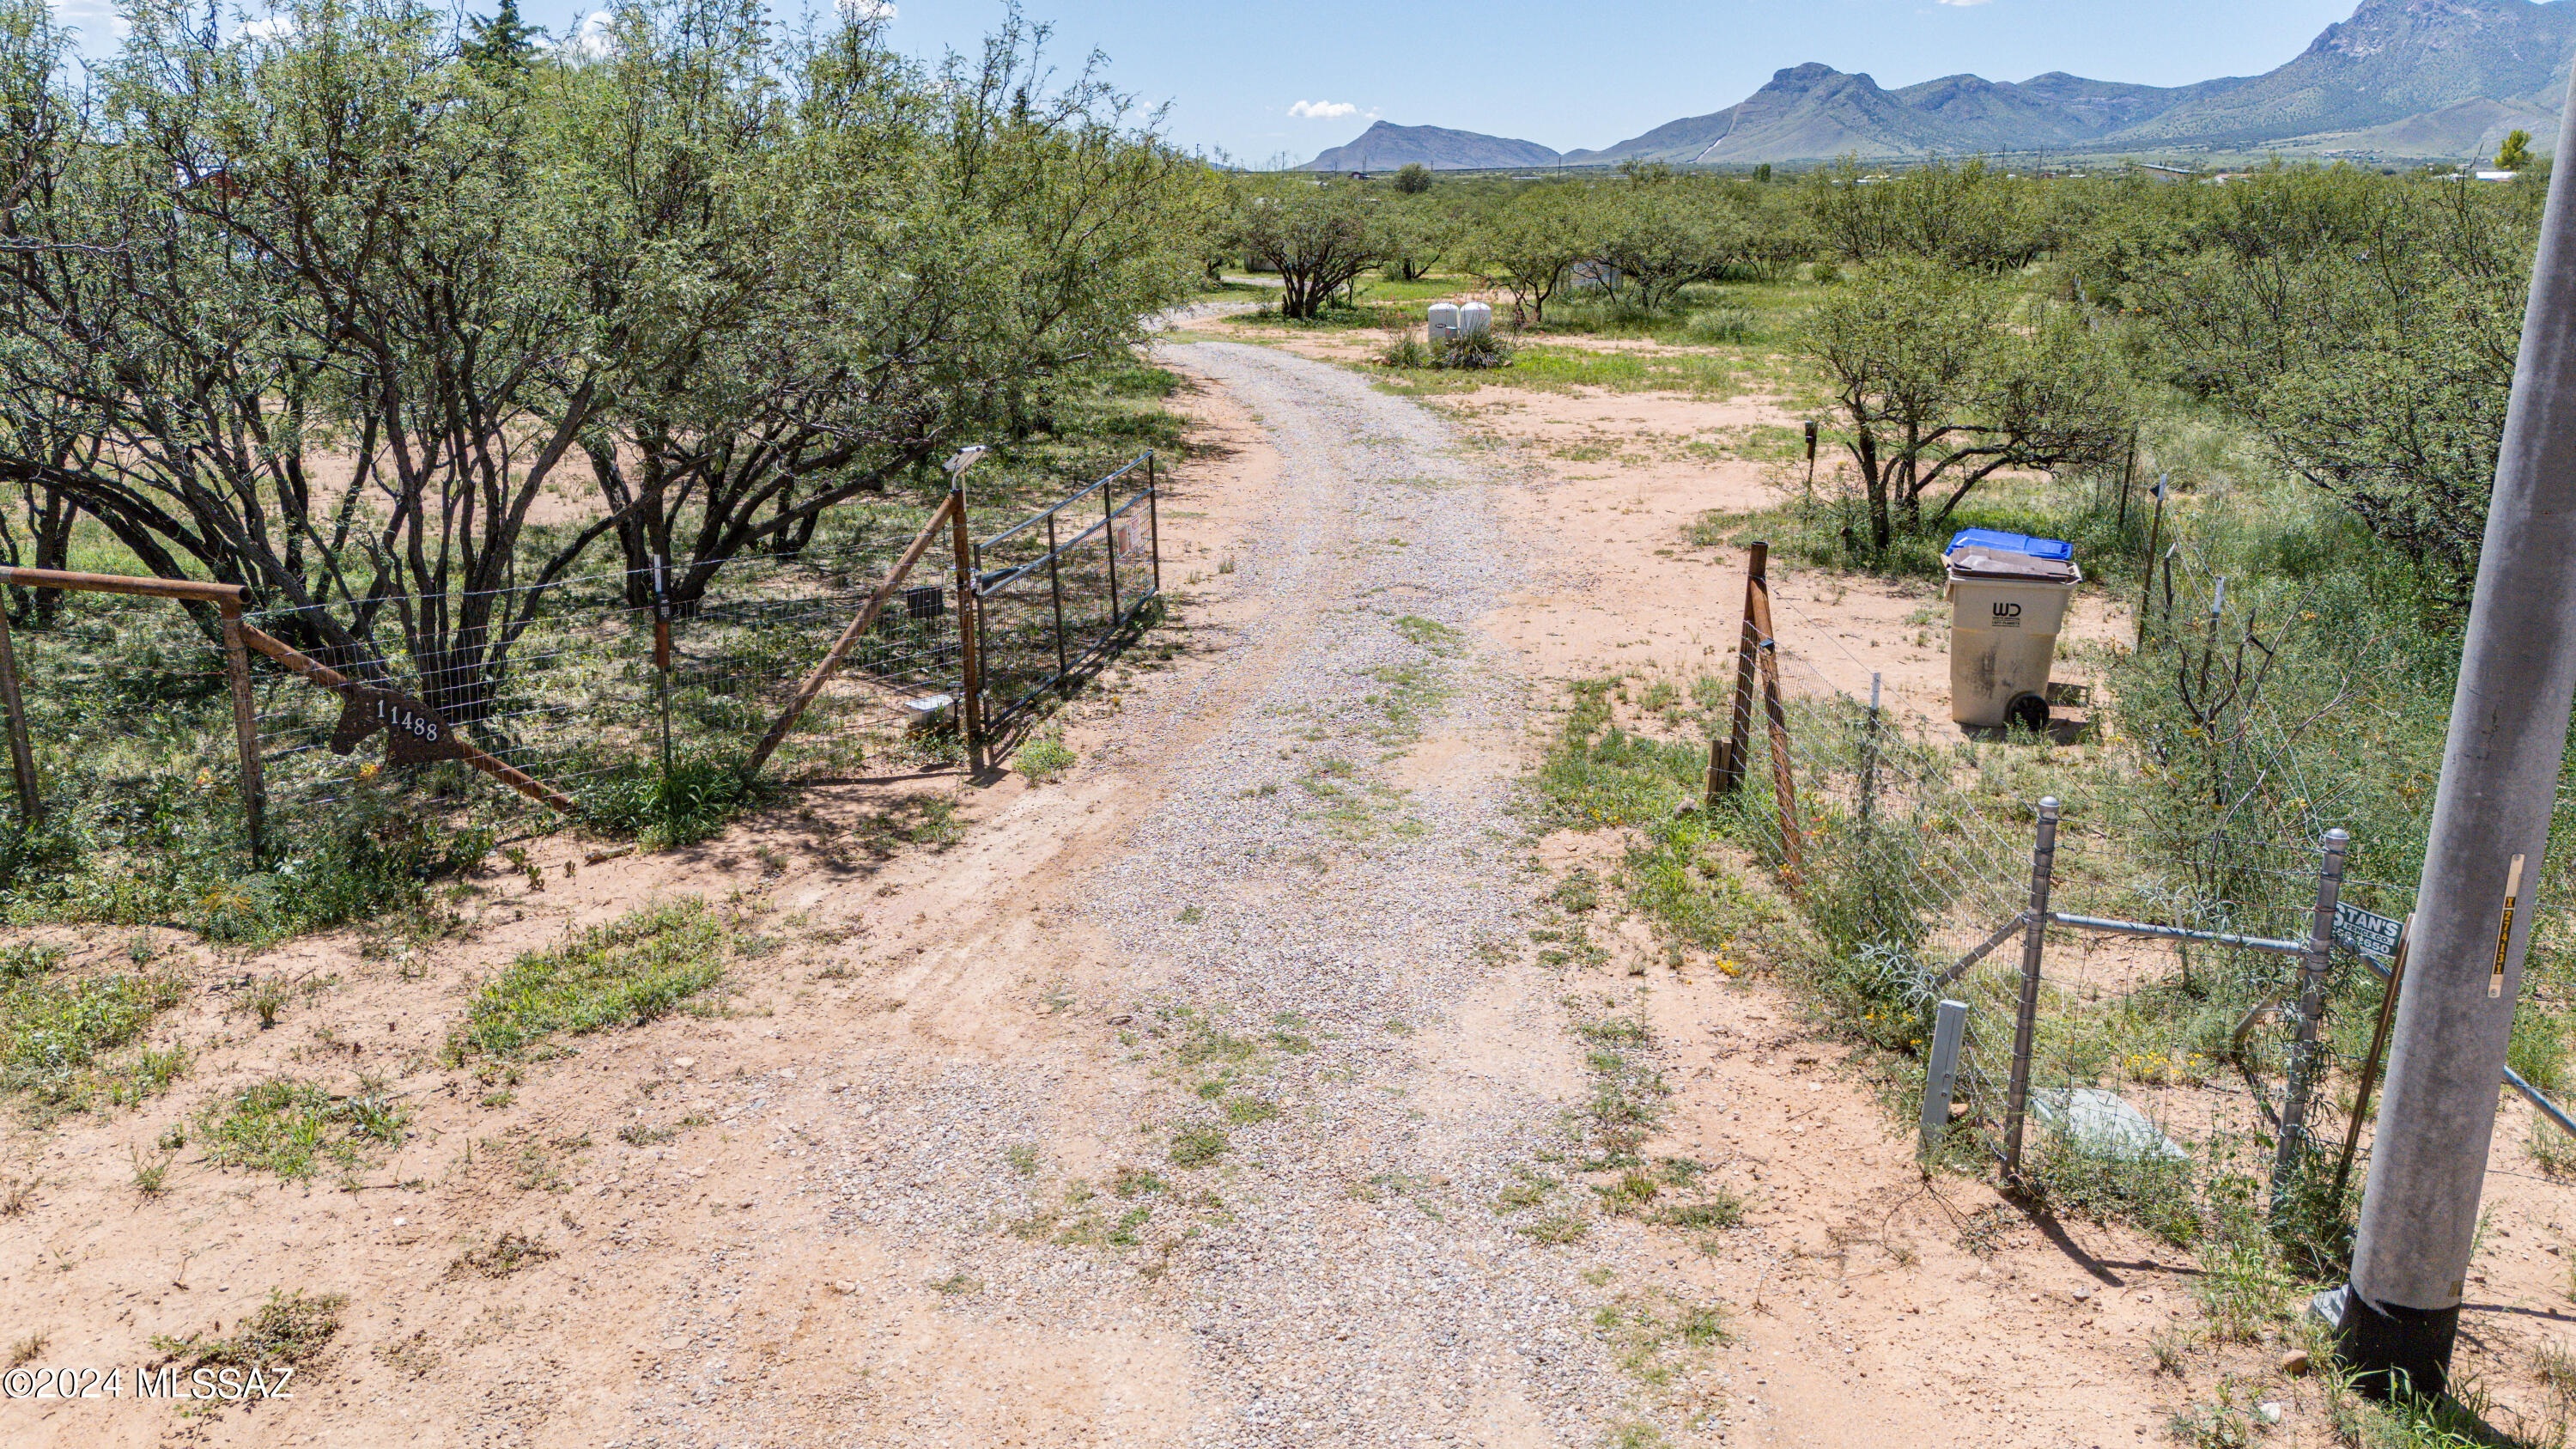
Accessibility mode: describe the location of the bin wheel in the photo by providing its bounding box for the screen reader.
[2005,693,2050,734]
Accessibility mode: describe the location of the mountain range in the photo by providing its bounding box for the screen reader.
[1298,0,2576,169]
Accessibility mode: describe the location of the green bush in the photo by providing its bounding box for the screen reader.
[1015,733,1076,783]
[2509,1002,2567,1093]
[580,753,762,849]
[0,966,186,1119]
[2020,1129,2202,1247]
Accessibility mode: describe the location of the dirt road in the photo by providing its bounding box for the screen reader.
[589,336,1683,1448]
[12,327,2353,1449]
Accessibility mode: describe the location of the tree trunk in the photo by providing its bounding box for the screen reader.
[1858,428,1891,552]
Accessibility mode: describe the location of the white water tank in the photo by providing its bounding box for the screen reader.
[1457,301,1492,338]
[1427,302,1458,343]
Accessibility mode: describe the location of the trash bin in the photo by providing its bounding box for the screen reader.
[1943,529,2081,732]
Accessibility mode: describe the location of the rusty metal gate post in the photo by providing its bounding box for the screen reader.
[2001,796,2061,1183]
[218,599,264,865]
[2272,828,2352,1210]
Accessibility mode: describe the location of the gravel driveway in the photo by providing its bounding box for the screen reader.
[688,337,1670,1448]
[1078,338,1631,1445]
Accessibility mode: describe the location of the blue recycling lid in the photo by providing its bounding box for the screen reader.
[1945,528,2073,563]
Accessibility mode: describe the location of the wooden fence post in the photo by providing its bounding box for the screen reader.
[0,604,39,824]
[219,600,264,864]
[1748,565,1802,885]
[1710,540,1768,801]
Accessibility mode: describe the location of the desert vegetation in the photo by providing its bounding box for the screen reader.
[1202,151,2575,1441]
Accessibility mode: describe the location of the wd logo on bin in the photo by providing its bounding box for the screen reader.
[1990,601,2023,628]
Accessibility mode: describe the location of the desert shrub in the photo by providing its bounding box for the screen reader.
[580,753,762,849]
[1015,733,1077,783]
[1377,327,1516,371]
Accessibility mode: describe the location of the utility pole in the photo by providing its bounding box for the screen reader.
[2318,71,2576,1401]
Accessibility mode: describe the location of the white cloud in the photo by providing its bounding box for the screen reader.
[240,12,296,40]
[1287,100,1359,120]
[838,0,896,19]
[556,9,615,59]
[46,0,126,43]
[1936,0,1994,7]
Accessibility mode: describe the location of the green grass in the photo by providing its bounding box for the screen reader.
[1169,1123,1229,1168]
[1014,732,1077,783]
[1374,342,1748,399]
[2020,1130,2204,1248]
[0,960,187,1121]
[580,754,764,849]
[197,1076,409,1181]
[447,898,728,1061]
[1223,1095,1279,1124]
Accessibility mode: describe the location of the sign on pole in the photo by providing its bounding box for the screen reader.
[2334,902,2405,968]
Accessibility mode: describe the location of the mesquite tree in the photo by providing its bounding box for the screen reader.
[560,2,1213,610]
[0,0,1212,726]
[1797,259,2134,551]
[1468,186,1591,326]
[1232,176,1382,320]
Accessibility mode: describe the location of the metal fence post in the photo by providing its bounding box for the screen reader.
[949,483,986,772]
[1856,672,1882,827]
[651,555,673,799]
[2273,827,2352,1209]
[2136,473,2167,648]
[1044,511,1069,684]
[1103,467,1121,625]
[1145,453,1161,600]
[1919,998,1969,1164]
[2001,796,2061,1182]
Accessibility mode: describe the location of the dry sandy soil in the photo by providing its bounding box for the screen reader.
[1,318,2571,1449]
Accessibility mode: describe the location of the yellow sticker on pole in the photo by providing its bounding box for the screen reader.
[2491,853,2525,999]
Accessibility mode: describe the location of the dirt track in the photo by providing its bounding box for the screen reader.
[15,325,2575,1449]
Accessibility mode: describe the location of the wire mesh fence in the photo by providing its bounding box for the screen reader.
[0,454,1161,862]
[241,505,950,838]
[1697,542,2482,1228]
[970,454,1161,733]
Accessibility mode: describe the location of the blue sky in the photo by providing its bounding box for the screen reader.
[52,0,2370,161]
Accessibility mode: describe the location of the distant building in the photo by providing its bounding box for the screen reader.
[2138,164,2197,183]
